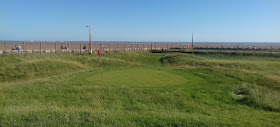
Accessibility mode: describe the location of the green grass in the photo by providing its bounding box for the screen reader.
[0,52,280,126]
[80,68,188,88]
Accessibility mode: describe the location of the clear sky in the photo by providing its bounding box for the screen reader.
[1,0,280,42]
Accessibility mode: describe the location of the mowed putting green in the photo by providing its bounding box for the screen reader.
[82,68,188,88]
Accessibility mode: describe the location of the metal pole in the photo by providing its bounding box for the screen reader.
[86,26,92,54]
[89,27,92,54]
[100,55,103,81]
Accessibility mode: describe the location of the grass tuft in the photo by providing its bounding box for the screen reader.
[233,83,280,112]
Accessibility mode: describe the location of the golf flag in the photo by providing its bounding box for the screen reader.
[98,48,101,56]
[98,45,103,81]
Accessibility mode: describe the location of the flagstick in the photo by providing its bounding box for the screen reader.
[100,55,103,82]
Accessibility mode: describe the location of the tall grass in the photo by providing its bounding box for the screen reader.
[233,83,280,112]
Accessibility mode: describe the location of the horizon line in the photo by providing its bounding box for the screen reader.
[0,40,280,43]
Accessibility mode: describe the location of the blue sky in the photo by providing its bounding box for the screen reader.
[1,0,279,42]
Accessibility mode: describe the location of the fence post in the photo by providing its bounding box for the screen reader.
[40,42,42,54]
[23,42,25,54]
[4,41,6,54]
[18,44,20,54]
[55,43,57,54]
[68,42,70,53]
[180,44,182,52]
[80,43,82,54]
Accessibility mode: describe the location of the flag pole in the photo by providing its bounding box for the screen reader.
[100,55,103,81]
[98,44,103,82]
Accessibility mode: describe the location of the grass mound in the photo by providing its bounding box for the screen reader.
[0,59,85,82]
[0,53,142,83]
[161,54,262,70]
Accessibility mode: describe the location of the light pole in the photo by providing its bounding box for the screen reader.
[86,26,92,54]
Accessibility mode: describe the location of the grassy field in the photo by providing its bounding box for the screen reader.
[0,52,280,126]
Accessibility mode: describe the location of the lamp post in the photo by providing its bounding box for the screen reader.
[86,26,92,54]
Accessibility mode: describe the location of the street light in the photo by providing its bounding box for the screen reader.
[86,26,92,54]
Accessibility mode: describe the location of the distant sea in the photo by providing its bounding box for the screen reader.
[0,41,280,45]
